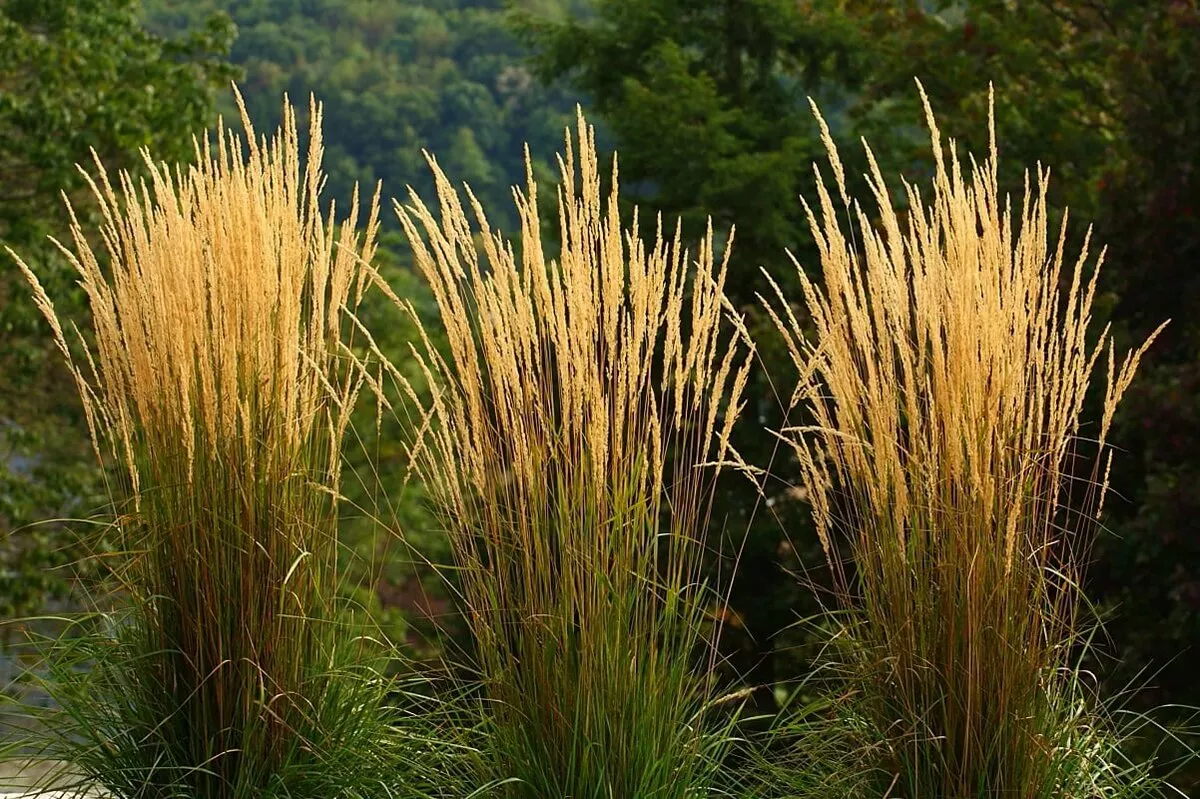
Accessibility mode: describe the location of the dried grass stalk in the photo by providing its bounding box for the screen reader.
[765,82,1166,797]
[9,89,382,797]
[369,109,755,796]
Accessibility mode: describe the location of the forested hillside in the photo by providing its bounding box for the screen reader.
[142,0,588,234]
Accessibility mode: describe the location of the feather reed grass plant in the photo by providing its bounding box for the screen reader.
[761,83,1170,798]
[361,109,755,798]
[6,91,411,799]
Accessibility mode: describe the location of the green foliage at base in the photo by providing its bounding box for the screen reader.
[7,613,430,799]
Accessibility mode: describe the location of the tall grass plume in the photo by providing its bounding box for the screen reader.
[762,82,1169,798]
[365,109,755,797]
[7,90,404,798]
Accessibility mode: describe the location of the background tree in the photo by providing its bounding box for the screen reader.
[142,0,587,233]
[1082,4,1200,784]
[0,0,236,625]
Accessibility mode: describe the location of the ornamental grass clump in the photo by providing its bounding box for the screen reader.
[7,91,404,799]
[762,83,1168,798]
[366,110,754,797]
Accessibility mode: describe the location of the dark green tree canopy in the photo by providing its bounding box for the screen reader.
[513,0,871,306]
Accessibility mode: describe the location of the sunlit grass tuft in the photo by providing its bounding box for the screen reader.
[361,109,756,798]
[6,89,421,799]
[761,81,1172,798]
